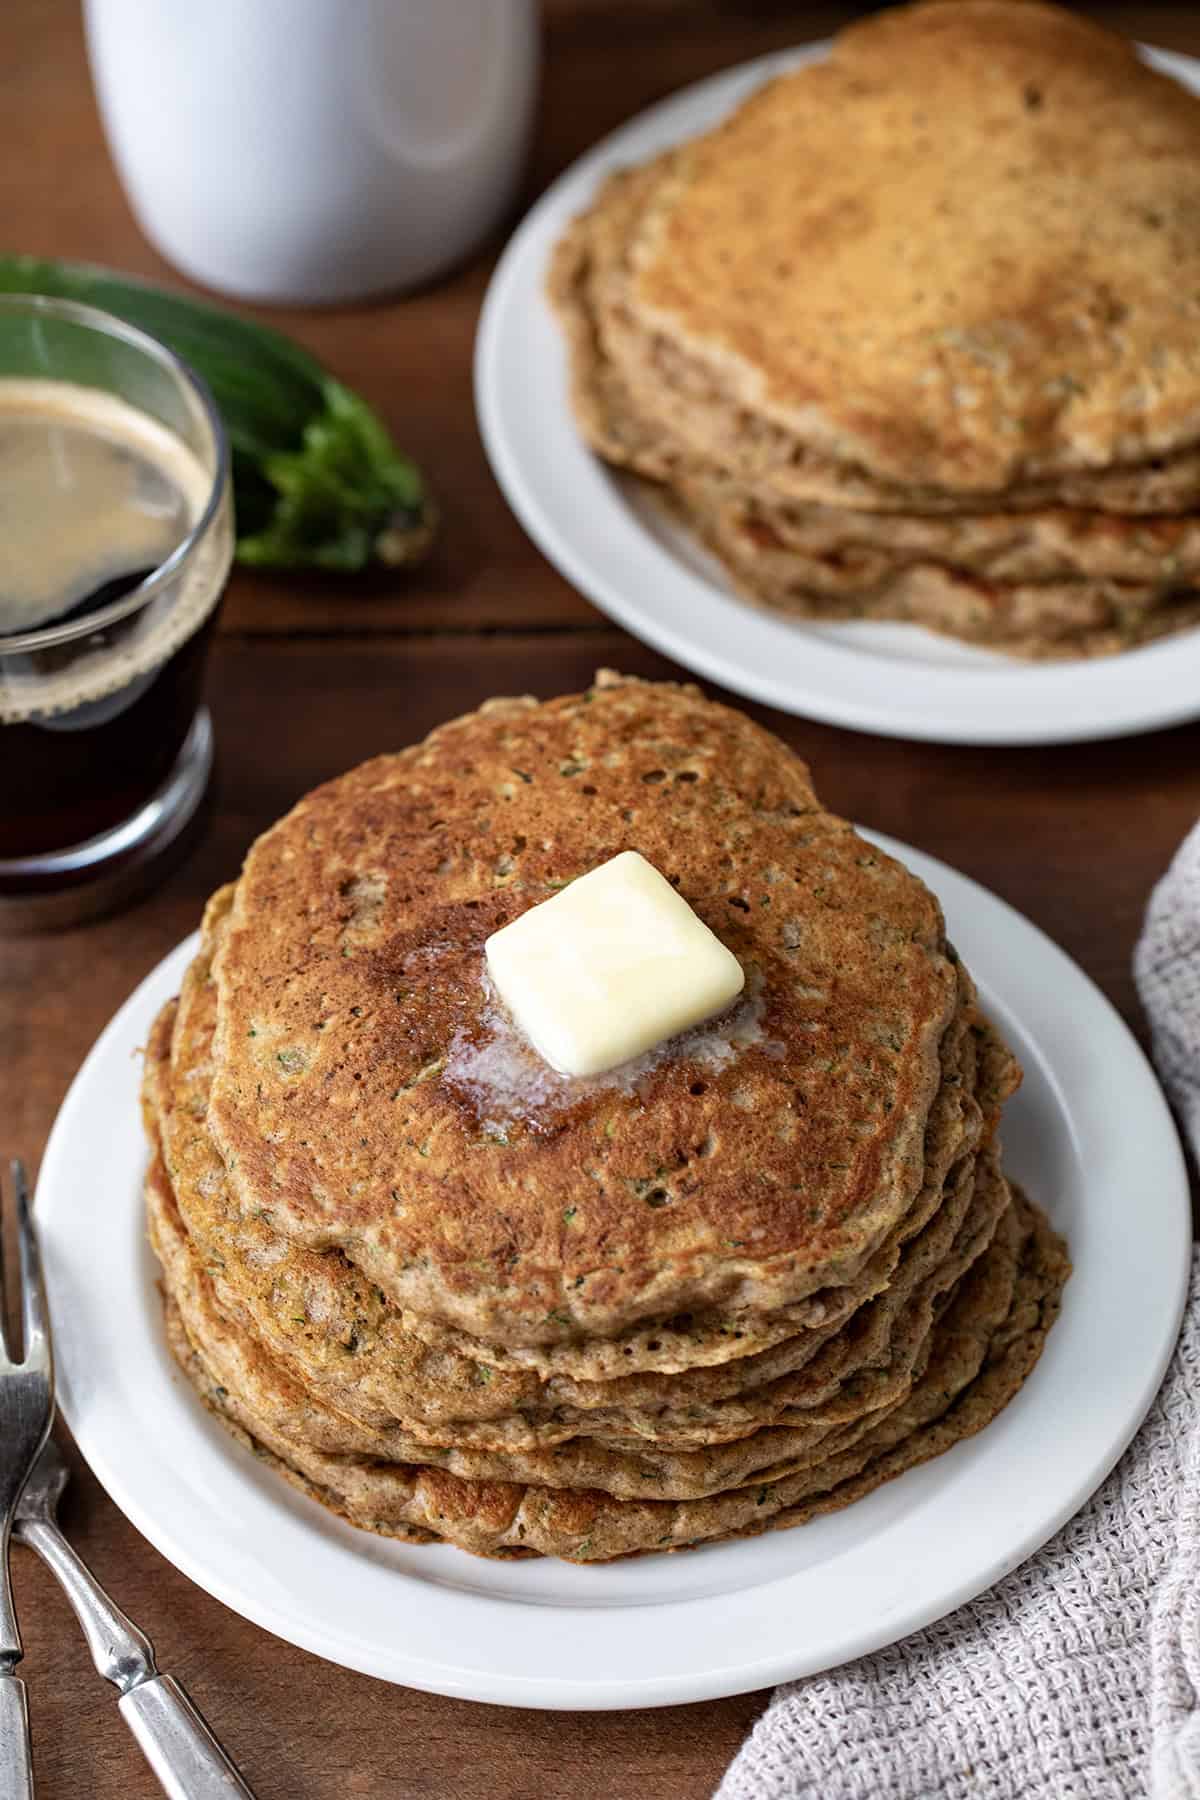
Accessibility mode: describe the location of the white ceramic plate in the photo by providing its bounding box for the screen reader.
[475,43,1200,745]
[36,834,1189,1709]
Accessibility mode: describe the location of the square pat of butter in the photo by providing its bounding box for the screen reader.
[484,850,745,1078]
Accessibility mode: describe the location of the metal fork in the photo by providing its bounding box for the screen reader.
[0,1161,53,1800]
[4,1161,255,1799]
[16,1438,254,1799]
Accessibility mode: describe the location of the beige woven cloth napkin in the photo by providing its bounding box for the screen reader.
[718,823,1200,1800]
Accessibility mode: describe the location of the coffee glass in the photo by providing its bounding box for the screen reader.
[0,295,233,928]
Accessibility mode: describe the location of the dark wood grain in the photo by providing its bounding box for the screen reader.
[4,3,1200,1797]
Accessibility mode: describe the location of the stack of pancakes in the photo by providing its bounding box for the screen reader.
[142,673,1067,1561]
[550,1,1200,658]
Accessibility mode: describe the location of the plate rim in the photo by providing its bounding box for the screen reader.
[35,834,1191,1709]
[474,39,1200,747]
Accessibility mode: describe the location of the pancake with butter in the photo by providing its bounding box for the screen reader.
[141,671,1066,1561]
[146,978,1006,1463]
[146,877,1010,1446]
[206,674,964,1346]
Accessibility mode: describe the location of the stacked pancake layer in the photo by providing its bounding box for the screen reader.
[143,674,1068,1560]
[548,1,1200,658]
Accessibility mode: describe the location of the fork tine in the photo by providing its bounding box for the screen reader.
[10,1163,48,1370]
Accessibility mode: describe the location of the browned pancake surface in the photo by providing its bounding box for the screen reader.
[630,2,1200,491]
[208,675,962,1345]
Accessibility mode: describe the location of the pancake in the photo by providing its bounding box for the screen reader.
[161,1191,1068,1560]
[671,484,1200,658]
[149,1135,1013,1500]
[552,159,1200,520]
[677,481,1200,588]
[206,673,967,1345]
[139,669,1066,1563]
[146,908,1012,1449]
[626,3,1200,493]
[400,976,1008,1378]
[548,135,1200,655]
[160,886,986,1384]
[148,1023,1007,1450]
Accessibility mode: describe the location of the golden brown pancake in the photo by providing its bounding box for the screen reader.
[141,671,1067,1562]
[146,962,1009,1456]
[145,853,1015,1446]
[159,1191,1067,1560]
[206,674,967,1346]
[629,3,1200,493]
[147,1134,1013,1501]
[546,89,1200,655]
[669,483,1200,658]
[676,478,1200,590]
[550,157,1200,521]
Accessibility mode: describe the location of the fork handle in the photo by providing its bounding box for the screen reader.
[16,1517,254,1798]
[0,1674,33,1800]
[120,1677,251,1800]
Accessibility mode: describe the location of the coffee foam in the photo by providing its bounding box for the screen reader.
[0,382,231,725]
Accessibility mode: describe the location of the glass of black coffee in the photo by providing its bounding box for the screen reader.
[0,294,233,926]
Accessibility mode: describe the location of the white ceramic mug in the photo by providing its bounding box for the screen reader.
[84,0,540,304]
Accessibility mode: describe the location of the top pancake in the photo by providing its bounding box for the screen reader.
[550,156,1200,519]
[208,673,960,1347]
[626,1,1200,492]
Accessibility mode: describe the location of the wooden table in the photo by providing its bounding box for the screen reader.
[4,2,1200,1793]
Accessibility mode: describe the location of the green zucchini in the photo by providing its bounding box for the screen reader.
[0,256,435,572]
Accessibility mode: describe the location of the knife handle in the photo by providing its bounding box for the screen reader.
[16,1513,255,1799]
[119,1675,254,1800]
[0,1674,33,1800]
